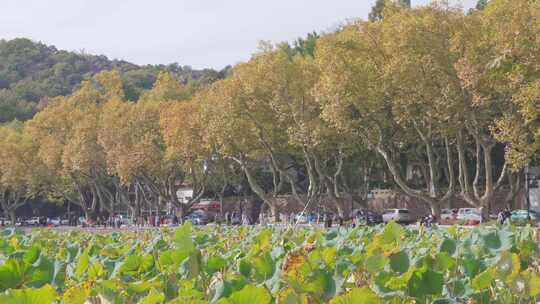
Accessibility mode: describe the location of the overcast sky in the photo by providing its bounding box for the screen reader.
[1,0,477,69]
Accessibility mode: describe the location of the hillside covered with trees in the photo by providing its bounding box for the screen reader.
[0,38,230,123]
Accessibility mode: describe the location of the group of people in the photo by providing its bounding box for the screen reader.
[256,211,344,228]
[223,212,250,226]
[133,214,180,227]
[498,207,513,225]
[79,213,181,228]
[86,214,125,228]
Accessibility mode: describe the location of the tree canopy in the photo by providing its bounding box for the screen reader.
[0,0,538,221]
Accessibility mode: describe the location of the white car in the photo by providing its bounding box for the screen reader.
[0,218,12,226]
[25,217,41,226]
[457,208,482,225]
[382,209,413,224]
[48,217,69,226]
[294,214,309,224]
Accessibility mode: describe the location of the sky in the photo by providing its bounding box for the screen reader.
[1,0,478,70]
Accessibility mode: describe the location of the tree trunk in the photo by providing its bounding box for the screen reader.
[430,203,442,221]
[8,210,16,226]
[481,143,495,208]
[177,204,187,223]
[270,204,279,223]
[67,201,71,225]
[232,156,279,222]
[504,172,522,209]
[219,193,224,218]
[334,199,345,218]
[376,146,437,207]
[84,209,92,222]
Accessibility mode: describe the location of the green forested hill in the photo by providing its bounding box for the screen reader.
[0,38,229,122]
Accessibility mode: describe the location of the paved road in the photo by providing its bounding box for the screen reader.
[5,222,537,234]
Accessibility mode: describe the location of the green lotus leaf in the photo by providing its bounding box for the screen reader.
[206,255,227,275]
[365,252,388,273]
[138,288,165,304]
[408,268,444,298]
[218,285,271,304]
[23,247,41,265]
[175,221,195,252]
[472,267,495,291]
[434,252,455,272]
[0,284,57,304]
[329,287,381,304]
[389,251,409,273]
[440,238,456,256]
[73,251,89,280]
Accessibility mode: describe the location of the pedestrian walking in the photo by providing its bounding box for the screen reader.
[498,206,512,225]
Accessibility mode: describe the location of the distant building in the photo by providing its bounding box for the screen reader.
[192,199,220,212]
[176,187,193,205]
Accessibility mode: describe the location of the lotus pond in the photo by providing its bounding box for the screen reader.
[0,222,540,303]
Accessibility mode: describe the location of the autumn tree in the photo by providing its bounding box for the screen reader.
[270,45,380,216]
[139,71,193,102]
[160,98,209,218]
[98,98,149,218]
[369,0,411,21]
[25,71,123,218]
[240,48,328,214]
[487,1,540,171]
[198,76,282,221]
[203,156,244,216]
[100,71,205,218]
[0,123,46,223]
[199,43,373,219]
[452,0,537,208]
[316,3,468,216]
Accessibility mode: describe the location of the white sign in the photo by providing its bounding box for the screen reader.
[176,188,194,204]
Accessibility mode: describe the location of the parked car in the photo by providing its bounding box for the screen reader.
[47,218,57,226]
[353,209,383,225]
[0,218,12,226]
[184,211,212,225]
[382,209,413,224]
[25,217,41,226]
[307,213,319,223]
[440,208,458,224]
[510,210,540,224]
[48,217,69,226]
[457,208,483,225]
[119,215,133,226]
[295,214,309,224]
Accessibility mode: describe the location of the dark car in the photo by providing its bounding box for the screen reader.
[354,209,383,225]
[183,211,212,225]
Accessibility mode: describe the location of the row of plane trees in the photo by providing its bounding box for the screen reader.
[0,0,538,223]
